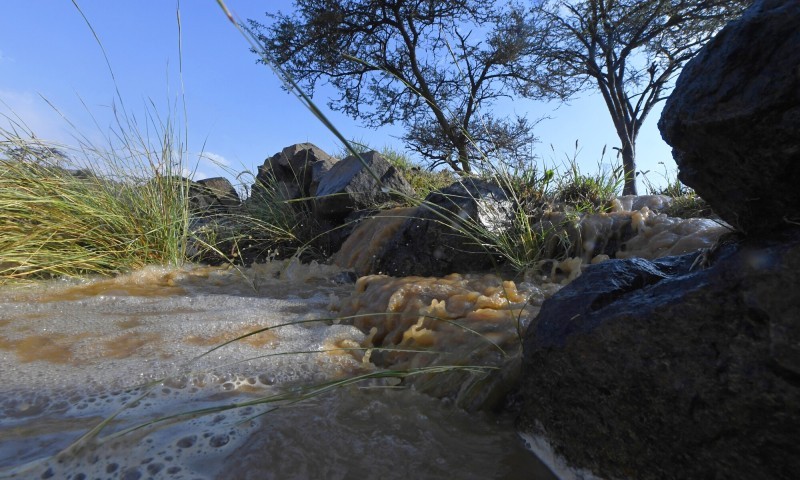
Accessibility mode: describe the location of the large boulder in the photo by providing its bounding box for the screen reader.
[518,230,800,480]
[313,150,415,220]
[658,0,800,234]
[251,143,338,203]
[372,178,513,277]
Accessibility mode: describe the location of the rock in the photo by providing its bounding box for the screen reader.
[313,150,415,220]
[372,178,513,276]
[518,229,800,480]
[658,0,800,234]
[251,143,338,203]
[192,177,240,211]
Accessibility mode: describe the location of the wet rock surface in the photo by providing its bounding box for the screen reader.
[518,229,800,480]
[658,0,800,233]
[519,4,800,475]
[373,178,513,277]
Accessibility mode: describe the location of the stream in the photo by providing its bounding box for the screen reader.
[0,204,729,479]
[0,262,555,480]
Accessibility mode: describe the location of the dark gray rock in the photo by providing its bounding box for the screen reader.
[251,143,338,203]
[658,0,800,234]
[373,178,513,276]
[193,177,240,211]
[518,229,800,480]
[313,150,415,220]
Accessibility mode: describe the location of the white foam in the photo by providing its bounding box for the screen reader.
[0,262,373,477]
[519,431,605,480]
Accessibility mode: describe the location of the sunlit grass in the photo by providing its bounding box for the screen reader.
[0,123,191,283]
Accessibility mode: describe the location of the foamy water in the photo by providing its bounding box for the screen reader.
[0,209,728,479]
[0,262,553,479]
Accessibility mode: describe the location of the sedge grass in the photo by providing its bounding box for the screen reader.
[0,130,191,282]
[0,0,196,282]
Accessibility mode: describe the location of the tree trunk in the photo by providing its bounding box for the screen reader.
[621,139,637,196]
[455,137,472,174]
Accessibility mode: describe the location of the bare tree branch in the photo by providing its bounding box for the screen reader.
[249,0,563,173]
[532,0,751,194]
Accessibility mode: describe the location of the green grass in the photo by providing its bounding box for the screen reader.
[0,124,191,283]
[377,145,457,199]
[552,144,624,214]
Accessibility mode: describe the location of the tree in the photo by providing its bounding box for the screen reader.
[249,0,562,173]
[532,0,751,195]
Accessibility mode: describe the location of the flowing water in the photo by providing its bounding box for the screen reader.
[0,263,555,480]
[0,204,729,479]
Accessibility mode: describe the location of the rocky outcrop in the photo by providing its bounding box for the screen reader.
[372,178,513,277]
[658,0,800,234]
[519,2,800,476]
[518,230,800,479]
[243,146,416,258]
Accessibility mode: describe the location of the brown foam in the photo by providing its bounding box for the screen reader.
[0,332,88,364]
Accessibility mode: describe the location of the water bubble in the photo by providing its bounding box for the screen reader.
[258,374,275,385]
[212,414,227,424]
[176,435,196,448]
[209,433,230,448]
[121,468,142,480]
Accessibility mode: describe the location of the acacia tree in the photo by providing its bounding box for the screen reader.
[249,0,562,173]
[533,0,750,195]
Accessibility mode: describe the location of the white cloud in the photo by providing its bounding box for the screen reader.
[184,168,211,181]
[199,151,230,167]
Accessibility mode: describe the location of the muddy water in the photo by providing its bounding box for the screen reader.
[0,262,555,480]
[0,207,729,480]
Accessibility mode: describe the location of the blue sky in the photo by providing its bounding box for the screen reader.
[0,1,676,190]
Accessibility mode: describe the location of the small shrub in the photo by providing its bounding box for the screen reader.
[555,160,623,213]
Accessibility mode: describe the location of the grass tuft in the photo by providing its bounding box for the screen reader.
[0,127,191,283]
